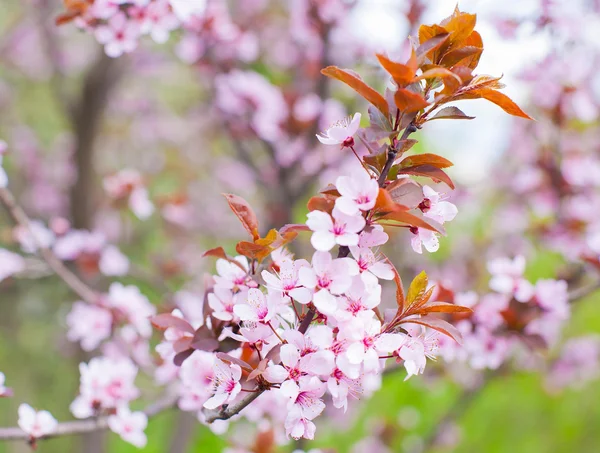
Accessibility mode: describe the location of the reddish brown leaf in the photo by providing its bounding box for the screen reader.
[307,196,335,214]
[416,33,450,63]
[387,179,424,208]
[413,67,462,85]
[441,8,477,52]
[401,315,463,344]
[322,66,390,117]
[151,314,195,335]
[173,349,194,366]
[216,352,253,371]
[394,89,429,113]
[397,164,455,189]
[373,188,408,214]
[376,54,415,87]
[476,88,532,119]
[379,210,442,233]
[413,301,473,315]
[223,193,260,241]
[397,153,454,170]
[236,241,272,263]
[440,46,482,68]
[385,255,405,310]
[428,106,475,121]
[173,337,193,354]
[279,224,310,235]
[191,326,219,352]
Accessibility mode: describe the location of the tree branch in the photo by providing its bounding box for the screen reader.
[0,187,99,304]
[0,392,177,441]
[204,389,262,423]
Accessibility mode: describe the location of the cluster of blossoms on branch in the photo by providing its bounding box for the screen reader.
[7,5,585,451]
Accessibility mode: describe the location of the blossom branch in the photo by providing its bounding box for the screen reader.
[377,122,417,187]
[0,187,99,304]
[0,393,177,442]
[203,388,263,423]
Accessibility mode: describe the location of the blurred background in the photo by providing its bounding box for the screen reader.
[1,0,600,452]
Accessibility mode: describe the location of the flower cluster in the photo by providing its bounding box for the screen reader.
[436,256,570,370]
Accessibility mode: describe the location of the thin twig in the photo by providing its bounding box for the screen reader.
[0,392,177,441]
[0,187,98,304]
[568,279,600,303]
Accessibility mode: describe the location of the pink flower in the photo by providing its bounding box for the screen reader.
[261,259,312,304]
[99,245,130,276]
[169,0,207,21]
[129,187,155,220]
[142,0,179,43]
[108,406,148,448]
[208,287,240,322]
[264,341,334,384]
[95,13,141,58]
[0,372,12,397]
[214,256,250,290]
[487,256,535,302]
[350,246,394,282]
[410,227,439,254]
[107,283,156,337]
[473,293,510,330]
[178,351,216,410]
[203,360,242,409]
[280,376,326,439]
[316,113,361,147]
[420,186,458,224]
[66,302,113,351]
[18,404,58,439]
[535,279,570,319]
[0,249,25,282]
[233,288,283,323]
[70,357,140,418]
[306,208,365,252]
[334,170,379,216]
[298,251,358,315]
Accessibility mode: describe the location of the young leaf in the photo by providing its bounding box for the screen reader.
[394,89,429,113]
[428,106,475,121]
[397,164,455,189]
[405,271,428,311]
[151,314,195,335]
[385,255,405,310]
[321,66,390,117]
[475,88,532,119]
[397,153,454,170]
[379,210,444,233]
[376,54,414,87]
[416,33,450,63]
[223,193,260,241]
[203,247,247,272]
[307,196,335,214]
[413,301,473,315]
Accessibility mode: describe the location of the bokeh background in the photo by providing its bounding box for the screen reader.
[1,0,600,452]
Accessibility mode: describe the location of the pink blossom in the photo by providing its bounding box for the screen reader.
[214,256,250,290]
[535,279,570,319]
[99,245,130,276]
[17,404,58,438]
[169,0,207,21]
[129,187,155,220]
[234,288,283,323]
[262,259,312,304]
[71,357,140,418]
[473,293,510,330]
[335,170,379,216]
[350,246,394,282]
[107,283,156,337]
[203,360,242,409]
[0,372,12,397]
[410,227,439,254]
[178,351,216,410]
[264,341,335,383]
[487,256,535,302]
[358,224,389,248]
[316,113,361,146]
[95,13,141,58]
[108,406,148,448]
[420,186,458,224]
[14,220,54,253]
[306,208,365,252]
[208,287,240,322]
[66,302,113,351]
[280,376,326,439]
[0,249,25,282]
[298,251,359,315]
